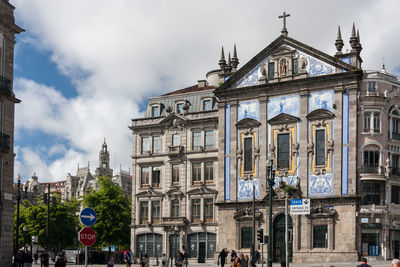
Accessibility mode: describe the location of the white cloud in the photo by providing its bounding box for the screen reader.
[10,0,400,181]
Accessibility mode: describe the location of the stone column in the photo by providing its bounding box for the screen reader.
[231,102,238,200]
[148,200,152,224]
[334,88,343,196]
[200,198,205,222]
[307,220,312,250]
[259,96,267,200]
[347,86,358,195]
[217,102,226,202]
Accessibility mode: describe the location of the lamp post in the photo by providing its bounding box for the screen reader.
[267,161,275,267]
[13,175,21,266]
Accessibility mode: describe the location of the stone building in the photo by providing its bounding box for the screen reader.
[131,19,400,263]
[0,1,23,265]
[64,140,131,201]
[130,80,220,262]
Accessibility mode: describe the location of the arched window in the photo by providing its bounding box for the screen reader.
[389,106,400,140]
[136,233,162,257]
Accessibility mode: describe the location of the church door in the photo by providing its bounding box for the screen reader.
[272,213,292,262]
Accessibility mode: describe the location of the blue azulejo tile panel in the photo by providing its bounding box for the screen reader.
[342,146,349,195]
[236,58,269,88]
[267,95,300,120]
[225,104,231,154]
[298,51,335,77]
[273,176,298,189]
[309,174,333,196]
[341,89,349,195]
[225,157,231,200]
[341,57,351,64]
[238,100,260,121]
[309,90,335,112]
[238,178,260,200]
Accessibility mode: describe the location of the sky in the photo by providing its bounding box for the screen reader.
[10,0,400,182]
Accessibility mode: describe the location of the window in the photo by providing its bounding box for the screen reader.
[244,137,253,172]
[315,129,325,166]
[204,198,213,222]
[363,112,371,132]
[205,130,214,149]
[203,99,212,111]
[361,181,384,205]
[313,225,327,248]
[292,58,298,75]
[191,199,201,223]
[363,150,379,168]
[142,137,151,154]
[368,81,377,92]
[268,62,275,79]
[172,165,180,185]
[205,162,213,183]
[171,199,180,217]
[152,106,160,117]
[193,131,201,150]
[140,201,149,224]
[152,136,161,154]
[392,186,400,204]
[141,167,150,186]
[152,167,160,187]
[152,201,160,224]
[277,133,290,169]
[393,118,400,140]
[172,134,180,146]
[392,154,400,175]
[176,103,184,114]
[241,227,252,248]
[192,163,201,184]
[373,112,380,132]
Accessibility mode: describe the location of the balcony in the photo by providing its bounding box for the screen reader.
[359,165,381,174]
[161,217,188,226]
[168,146,184,156]
[392,167,400,176]
[0,76,11,96]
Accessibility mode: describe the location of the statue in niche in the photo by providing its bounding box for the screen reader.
[280,59,287,76]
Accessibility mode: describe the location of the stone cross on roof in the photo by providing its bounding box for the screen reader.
[279,11,290,36]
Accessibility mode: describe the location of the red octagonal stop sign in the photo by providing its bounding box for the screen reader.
[79,227,96,247]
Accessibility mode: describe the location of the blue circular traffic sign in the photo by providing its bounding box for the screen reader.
[80,207,97,226]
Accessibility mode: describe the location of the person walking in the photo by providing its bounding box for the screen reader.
[125,251,132,267]
[230,250,237,263]
[33,252,38,264]
[142,254,150,267]
[230,256,241,267]
[107,255,114,267]
[162,253,168,267]
[218,249,227,267]
[357,257,371,267]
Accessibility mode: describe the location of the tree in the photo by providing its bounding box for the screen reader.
[14,195,80,252]
[83,176,131,249]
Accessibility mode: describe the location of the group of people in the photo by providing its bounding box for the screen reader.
[218,249,259,267]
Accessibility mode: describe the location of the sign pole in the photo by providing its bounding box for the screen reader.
[285,197,288,267]
[85,246,88,267]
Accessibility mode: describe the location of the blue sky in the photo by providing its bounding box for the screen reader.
[10,0,400,182]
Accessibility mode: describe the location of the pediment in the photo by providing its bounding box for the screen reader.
[136,189,164,198]
[187,185,217,195]
[267,113,300,125]
[306,109,335,121]
[306,204,337,219]
[236,118,261,129]
[216,35,356,91]
[159,113,187,127]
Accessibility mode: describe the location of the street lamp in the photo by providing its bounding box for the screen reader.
[267,160,275,267]
[13,174,22,266]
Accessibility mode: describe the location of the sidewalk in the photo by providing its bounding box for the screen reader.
[31,261,393,267]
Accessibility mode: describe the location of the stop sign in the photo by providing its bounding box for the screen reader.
[79,227,96,247]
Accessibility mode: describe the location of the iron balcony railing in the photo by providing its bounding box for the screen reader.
[359,165,381,174]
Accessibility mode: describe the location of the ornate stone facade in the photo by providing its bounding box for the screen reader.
[0,1,23,265]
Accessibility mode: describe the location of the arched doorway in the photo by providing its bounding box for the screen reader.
[273,213,292,262]
[136,233,163,257]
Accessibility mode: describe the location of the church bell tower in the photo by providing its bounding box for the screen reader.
[95,139,113,177]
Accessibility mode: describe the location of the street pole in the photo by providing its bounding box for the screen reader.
[285,197,288,267]
[46,184,50,267]
[252,182,256,262]
[85,246,88,267]
[14,175,21,267]
[267,164,274,267]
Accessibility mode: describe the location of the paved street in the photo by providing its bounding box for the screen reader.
[30,260,393,267]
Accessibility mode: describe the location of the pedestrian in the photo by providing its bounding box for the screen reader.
[231,250,237,262]
[107,255,114,267]
[218,248,227,267]
[241,254,248,267]
[183,250,188,267]
[33,252,38,264]
[162,253,168,267]
[143,254,150,267]
[356,257,371,267]
[280,261,286,267]
[249,260,256,267]
[393,259,399,267]
[253,250,260,264]
[39,252,46,267]
[125,251,132,267]
[230,256,241,267]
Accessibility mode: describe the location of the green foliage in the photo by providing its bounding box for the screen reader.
[283,184,297,196]
[83,176,131,248]
[14,195,80,251]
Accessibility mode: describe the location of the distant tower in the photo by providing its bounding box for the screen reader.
[95,139,113,177]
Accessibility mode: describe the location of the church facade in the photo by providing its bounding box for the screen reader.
[131,20,400,263]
